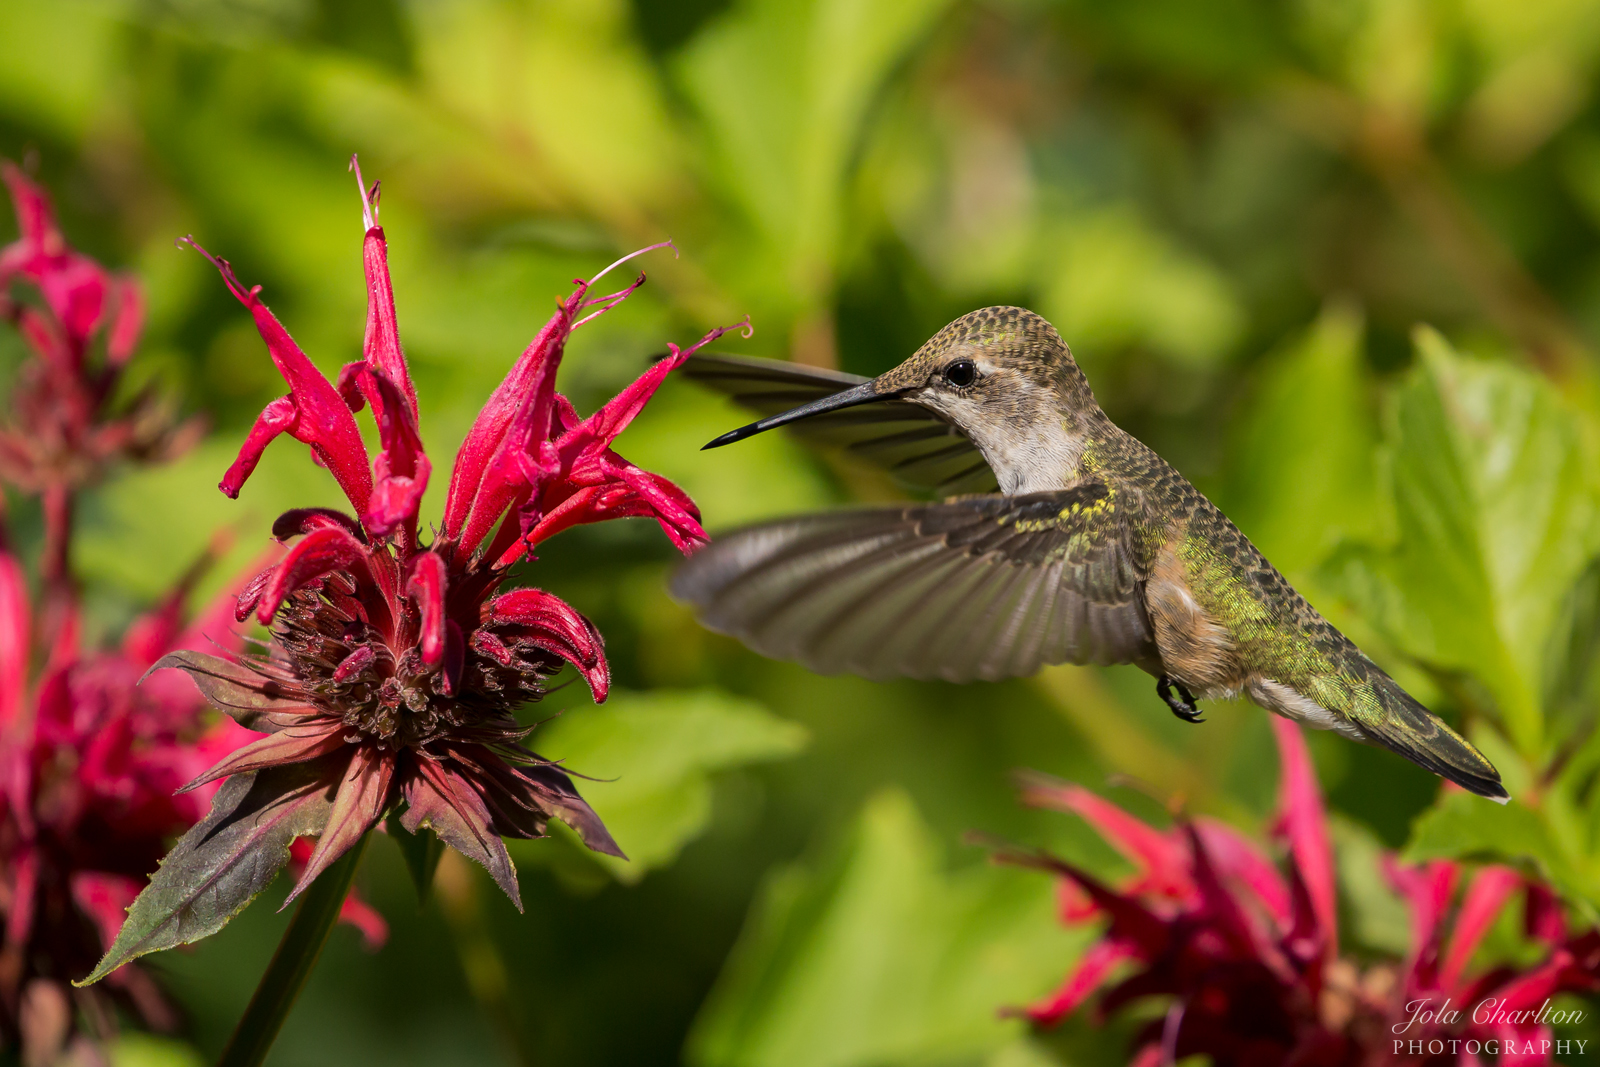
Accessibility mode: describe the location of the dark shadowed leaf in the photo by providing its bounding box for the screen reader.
[147,650,313,733]
[78,761,338,985]
[385,811,445,906]
[401,757,522,911]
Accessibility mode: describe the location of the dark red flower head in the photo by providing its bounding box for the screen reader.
[85,160,748,984]
[1003,721,1600,1066]
[0,164,201,496]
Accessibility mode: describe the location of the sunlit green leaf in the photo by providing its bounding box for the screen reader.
[109,1033,206,1067]
[686,789,1083,1067]
[1223,303,1379,579]
[1404,791,1595,908]
[679,0,956,320]
[1327,328,1600,756]
[1039,203,1244,369]
[531,689,808,882]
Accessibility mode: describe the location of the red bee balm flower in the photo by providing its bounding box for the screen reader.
[0,538,262,1056]
[0,164,200,497]
[1004,721,1600,1066]
[83,162,745,983]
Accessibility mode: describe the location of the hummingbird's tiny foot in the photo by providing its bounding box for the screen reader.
[1157,676,1205,724]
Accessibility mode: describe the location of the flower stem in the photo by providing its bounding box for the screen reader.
[216,834,369,1067]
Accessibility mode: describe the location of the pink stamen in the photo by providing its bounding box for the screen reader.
[349,155,378,232]
[572,273,649,329]
[586,240,676,289]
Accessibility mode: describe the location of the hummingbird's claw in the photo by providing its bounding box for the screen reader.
[1157,676,1205,724]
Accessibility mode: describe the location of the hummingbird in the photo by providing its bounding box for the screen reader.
[670,306,1508,802]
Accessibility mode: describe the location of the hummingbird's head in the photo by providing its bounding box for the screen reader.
[704,307,1101,492]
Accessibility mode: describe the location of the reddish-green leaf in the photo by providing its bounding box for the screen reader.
[147,650,314,733]
[77,760,338,985]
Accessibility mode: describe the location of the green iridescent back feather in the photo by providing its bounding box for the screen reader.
[1081,418,1502,794]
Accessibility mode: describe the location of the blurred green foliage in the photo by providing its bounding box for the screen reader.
[5,0,1600,1063]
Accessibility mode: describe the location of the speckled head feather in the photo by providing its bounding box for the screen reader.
[874,306,1097,409]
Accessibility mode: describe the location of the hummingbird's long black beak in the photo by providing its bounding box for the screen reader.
[702,381,889,449]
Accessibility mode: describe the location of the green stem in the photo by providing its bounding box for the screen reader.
[217,835,369,1067]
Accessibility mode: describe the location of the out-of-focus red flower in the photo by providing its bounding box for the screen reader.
[85,158,748,984]
[0,535,255,1057]
[1004,720,1600,1066]
[0,164,201,498]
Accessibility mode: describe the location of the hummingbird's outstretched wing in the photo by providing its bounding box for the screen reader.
[670,484,1153,683]
[679,352,999,495]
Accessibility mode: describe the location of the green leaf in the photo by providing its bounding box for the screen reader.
[1404,791,1593,906]
[686,789,1083,1067]
[1039,203,1244,369]
[1327,329,1600,755]
[386,811,446,906]
[1328,815,1410,956]
[679,0,956,317]
[108,1034,205,1067]
[528,689,808,882]
[79,762,336,985]
[1223,303,1379,579]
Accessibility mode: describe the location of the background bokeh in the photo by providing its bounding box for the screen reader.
[4,0,1600,1063]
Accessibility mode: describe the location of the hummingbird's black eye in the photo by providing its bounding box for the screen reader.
[943,359,977,388]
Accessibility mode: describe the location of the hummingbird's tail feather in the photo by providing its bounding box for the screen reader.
[1356,676,1509,803]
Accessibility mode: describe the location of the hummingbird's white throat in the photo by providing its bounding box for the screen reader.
[910,373,1085,494]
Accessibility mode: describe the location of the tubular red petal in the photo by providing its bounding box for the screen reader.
[184,238,373,512]
[177,726,348,792]
[0,541,29,729]
[1439,865,1520,994]
[333,646,377,682]
[487,589,608,701]
[5,846,38,949]
[337,892,388,951]
[256,525,369,624]
[219,395,298,499]
[106,277,144,365]
[286,746,393,906]
[1193,819,1292,930]
[407,551,447,668]
[1021,778,1192,899]
[233,564,276,623]
[443,292,582,545]
[1383,856,1459,980]
[338,360,429,538]
[1,163,54,247]
[1269,718,1337,955]
[1023,939,1137,1026]
[351,159,417,419]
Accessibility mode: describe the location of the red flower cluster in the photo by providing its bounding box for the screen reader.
[86,159,746,983]
[0,169,382,1061]
[1007,720,1600,1066]
[0,166,199,556]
